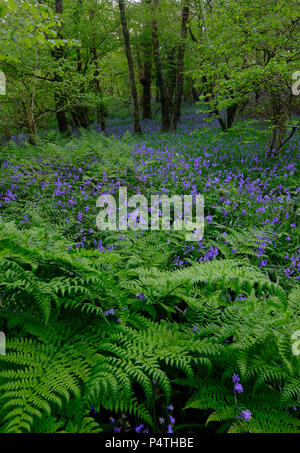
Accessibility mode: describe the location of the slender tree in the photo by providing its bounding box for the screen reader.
[52,0,68,134]
[140,0,152,119]
[170,0,189,130]
[151,0,171,132]
[118,0,141,134]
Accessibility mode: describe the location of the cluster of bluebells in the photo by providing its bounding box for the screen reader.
[1,105,299,281]
[284,250,300,279]
[232,374,252,422]
[111,403,176,434]
[157,404,176,433]
[179,240,218,266]
[135,424,149,434]
[104,308,122,323]
[235,295,247,302]
[90,405,98,416]
[233,374,243,394]
[1,104,299,435]
[104,308,115,317]
[129,115,298,277]
[108,415,150,434]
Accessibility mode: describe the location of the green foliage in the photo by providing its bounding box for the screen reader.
[0,0,299,431]
[189,0,300,147]
[0,217,299,433]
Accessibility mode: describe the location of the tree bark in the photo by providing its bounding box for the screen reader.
[192,86,200,103]
[118,0,141,134]
[170,0,189,130]
[268,92,296,155]
[152,0,171,132]
[141,58,152,119]
[52,0,68,133]
[226,103,238,129]
[89,2,107,131]
[139,0,152,119]
[70,47,90,129]
[90,47,107,131]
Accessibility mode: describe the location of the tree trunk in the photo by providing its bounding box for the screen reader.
[141,59,152,119]
[268,92,296,155]
[26,113,37,145]
[155,86,160,103]
[139,0,152,119]
[52,0,68,133]
[226,104,238,130]
[152,0,171,132]
[3,128,11,143]
[89,3,106,130]
[136,42,143,109]
[56,107,68,133]
[170,0,189,130]
[118,0,141,134]
[71,48,90,129]
[192,86,200,103]
[201,75,226,130]
[70,106,90,130]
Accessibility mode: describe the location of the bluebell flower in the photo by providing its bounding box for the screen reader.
[239,409,252,422]
[167,424,173,433]
[234,383,243,394]
[232,374,240,384]
[135,424,144,433]
[169,415,175,424]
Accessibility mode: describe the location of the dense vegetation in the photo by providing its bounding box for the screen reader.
[0,0,299,435]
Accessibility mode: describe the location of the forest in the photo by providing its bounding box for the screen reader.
[0,0,299,435]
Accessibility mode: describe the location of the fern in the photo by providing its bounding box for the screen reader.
[0,218,299,434]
